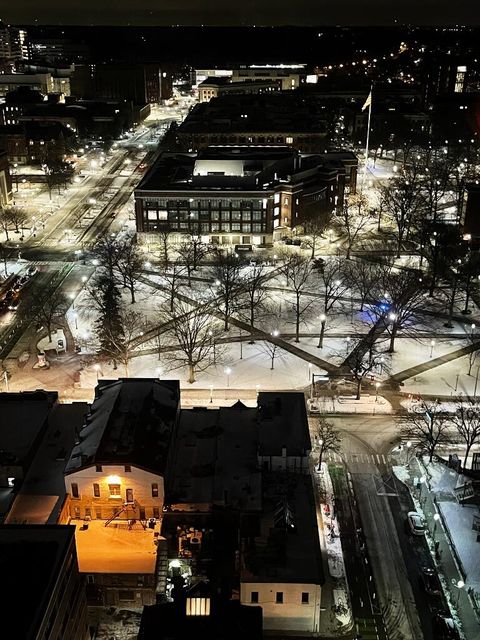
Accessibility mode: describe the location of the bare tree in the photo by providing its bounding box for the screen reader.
[344,259,383,312]
[157,228,173,267]
[420,153,450,223]
[211,250,246,331]
[115,235,143,304]
[314,417,342,469]
[161,300,220,383]
[162,263,185,312]
[317,258,349,348]
[241,262,270,328]
[381,165,424,258]
[369,267,428,353]
[450,396,480,468]
[400,399,452,463]
[303,218,325,259]
[279,253,315,342]
[27,286,69,342]
[340,193,370,259]
[348,335,387,399]
[176,235,209,284]
[0,208,11,241]
[256,329,282,370]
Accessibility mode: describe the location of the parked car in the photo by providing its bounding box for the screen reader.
[27,265,37,277]
[419,567,442,596]
[432,613,460,639]
[406,511,426,536]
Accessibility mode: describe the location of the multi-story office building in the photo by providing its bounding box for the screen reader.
[0,524,89,640]
[0,73,53,98]
[231,64,308,91]
[0,23,29,65]
[135,146,350,246]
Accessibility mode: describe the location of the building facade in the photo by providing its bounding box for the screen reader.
[0,149,13,206]
[135,146,348,246]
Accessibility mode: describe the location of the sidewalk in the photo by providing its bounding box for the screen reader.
[311,458,353,637]
[392,453,480,640]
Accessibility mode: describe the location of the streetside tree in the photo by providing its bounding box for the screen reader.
[450,396,480,469]
[400,399,452,463]
[115,234,144,304]
[317,257,349,348]
[26,285,69,343]
[313,417,342,470]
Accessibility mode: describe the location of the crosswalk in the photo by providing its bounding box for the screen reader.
[325,452,388,465]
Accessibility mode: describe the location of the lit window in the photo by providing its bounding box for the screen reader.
[284,197,289,205]
[7,477,15,487]
[286,136,294,144]
[108,484,121,497]
[274,193,280,204]
[152,483,159,497]
[93,483,100,497]
[186,597,211,616]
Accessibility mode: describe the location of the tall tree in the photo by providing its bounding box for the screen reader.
[400,399,452,463]
[348,335,386,399]
[317,258,349,348]
[450,396,480,468]
[340,193,370,259]
[211,251,246,331]
[314,417,342,469]
[96,309,144,377]
[303,218,325,259]
[241,262,270,328]
[27,286,68,342]
[90,275,124,370]
[162,263,185,312]
[115,235,143,304]
[161,301,220,383]
[280,253,315,342]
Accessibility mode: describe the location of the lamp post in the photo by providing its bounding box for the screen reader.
[430,339,435,359]
[453,579,465,607]
[225,367,232,388]
[405,440,412,466]
[73,312,78,330]
[308,363,312,381]
[433,512,440,537]
[208,330,216,364]
[69,292,76,310]
[375,382,381,402]
[318,313,326,348]
[345,335,351,356]
[419,475,426,498]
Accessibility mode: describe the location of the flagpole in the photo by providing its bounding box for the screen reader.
[362,85,373,187]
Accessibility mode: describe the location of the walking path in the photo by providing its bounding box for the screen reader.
[390,340,480,384]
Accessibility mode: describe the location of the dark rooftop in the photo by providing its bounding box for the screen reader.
[257,391,311,457]
[65,379,180,474]
[0,524,76,639]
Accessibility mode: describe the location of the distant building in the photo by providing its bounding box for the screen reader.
[0,22,29,66]
[0,149,13,206]
[231,64,308,91]
[0,73,53,98]
[0,524,89,640]
[0,121,76,164]
[198,77,282,103]
[0,86,45,127]
[134,146,352,246]
[177,92,329,154]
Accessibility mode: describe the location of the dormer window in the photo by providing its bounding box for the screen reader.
[186,597,210,616]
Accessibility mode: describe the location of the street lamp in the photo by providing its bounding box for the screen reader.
[405,440,413,466]
[433,512,440,536]
[419,475,426,497]
[453,579,465,607]
[430,339,436,358]
[345,335,351,355]
[308,363,312,381]
[73,312,78,330]
[69,292,76,310]
[224,367,232,388]
[318,313,326,348]
[156,367,162,380]
[375,382,381,402]
[81,275,88,284]
[209,384,213,404]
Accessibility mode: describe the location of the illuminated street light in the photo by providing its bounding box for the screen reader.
[224,367,232,388]
[430,339,436,358]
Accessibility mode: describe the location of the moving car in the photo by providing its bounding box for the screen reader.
[406,511,426,536]
[432,613,460,639]
[419,567,442,596]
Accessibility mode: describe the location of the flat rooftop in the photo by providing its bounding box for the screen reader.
[257,391,311,457]
[72,518,160,574]
[241,474,324,584]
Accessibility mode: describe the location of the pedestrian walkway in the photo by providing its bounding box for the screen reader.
[390,340,480,384]
[325,451,389,466]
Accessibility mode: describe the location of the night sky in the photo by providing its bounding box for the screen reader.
[2,0,479,26]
